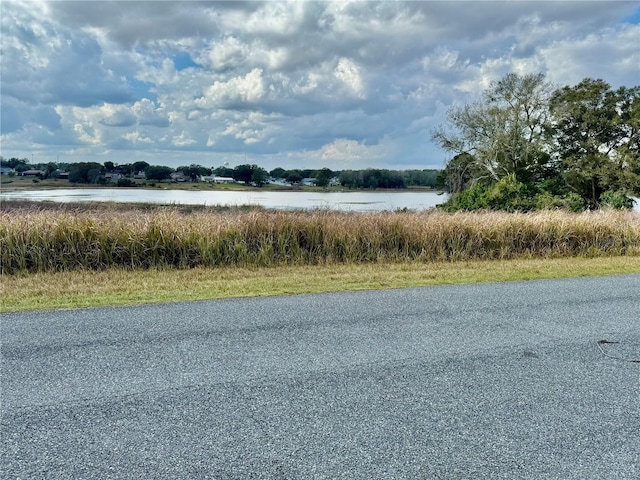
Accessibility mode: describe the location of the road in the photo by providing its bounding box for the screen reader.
[2,274,639,479]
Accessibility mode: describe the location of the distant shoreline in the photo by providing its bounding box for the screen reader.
[0,176,442,194]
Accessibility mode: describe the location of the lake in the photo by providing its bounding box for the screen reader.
[2,188,638,212]
[0,188,448,212]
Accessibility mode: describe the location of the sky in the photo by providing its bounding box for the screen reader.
[1,1,639,171]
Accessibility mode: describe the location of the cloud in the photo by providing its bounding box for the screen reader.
[172,131,196,147]
[122,131,154,145]
[195,68,266,109]
[334,58,366,98]
[1,0,638,170]
[132,99,170,127]
[319,138,383,161]
[99,105,136,128]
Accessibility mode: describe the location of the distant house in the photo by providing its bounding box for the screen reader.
[269,178,291,187]
[301,178,317,186]
[170,172,187,182]
[105,173,122,181]
[133,171,147,180]
[212,176,235,184]
[21,169,45,177]
[0,167,15,176]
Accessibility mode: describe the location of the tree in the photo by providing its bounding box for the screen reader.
[1,157,29,170]
[178,164,212,181]
[315,168,333,188]
[436,153,479,194]
[43,162,58,179]
[403,169,440,188]
[269,167,286,179]
[103,161,115,172]
[68,162,104,183]
[549,79,640,208]
[144,165,174,181]
[212,165,235,177]
[251,166,268,187]
[232,164,254,183]
[233,164,268,185]
[433,73,554,185]
[117,164,135,176]
[132,161,150,174]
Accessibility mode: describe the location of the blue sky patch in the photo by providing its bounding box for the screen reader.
[623,6,640,23]
[128,78,157,102]
[172,52,202,71]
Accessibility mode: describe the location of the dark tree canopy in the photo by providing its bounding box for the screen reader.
[144,165,174,181]
[550,79,640,208]
[68,162,104,184]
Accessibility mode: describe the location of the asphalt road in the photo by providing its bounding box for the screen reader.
[2,274,639,479]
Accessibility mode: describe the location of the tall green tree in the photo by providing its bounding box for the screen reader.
[549,79,640,208]
[177,164,211,181]
[144,165,174,181]
[233,164,268,186]
[68,162,104,183]
[433,72,554,185]
[251,166,268,187]
[314,168,333,188]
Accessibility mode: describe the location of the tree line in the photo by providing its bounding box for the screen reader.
[1,157,441,190]
[433,73,639,211]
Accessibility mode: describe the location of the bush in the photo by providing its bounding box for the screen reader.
[439,183,488,211]
[600,190,634,210]
[480,175,535,212]
[116,178,136,187]
[440,175,536,212]
[534,191,585,212]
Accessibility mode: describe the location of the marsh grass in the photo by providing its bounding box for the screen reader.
[2,202,639,274]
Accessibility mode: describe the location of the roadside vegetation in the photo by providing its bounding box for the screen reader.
[3,257,640,312]
[2,201,639,275]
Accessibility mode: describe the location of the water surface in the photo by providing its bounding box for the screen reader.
[0,188,448,212]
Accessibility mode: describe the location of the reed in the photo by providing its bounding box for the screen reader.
[2,203,639,274]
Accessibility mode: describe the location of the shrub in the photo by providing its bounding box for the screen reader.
[439,183,488,211]
[116,178,136,187]
[600,190,634,210]
[534,191,585,212]
[440,175,537,212]
[480,175,535,212]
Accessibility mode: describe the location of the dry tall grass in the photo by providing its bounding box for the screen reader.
[2,203,639,274]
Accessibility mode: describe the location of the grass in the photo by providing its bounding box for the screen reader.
[2,256,640,312]
[2,201,639,312]
[2,202,639,274]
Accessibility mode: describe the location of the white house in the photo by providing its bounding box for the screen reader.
[212,176,236,184]
[21,169,45,177]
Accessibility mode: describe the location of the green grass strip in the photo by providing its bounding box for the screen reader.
[2,256,639,313]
